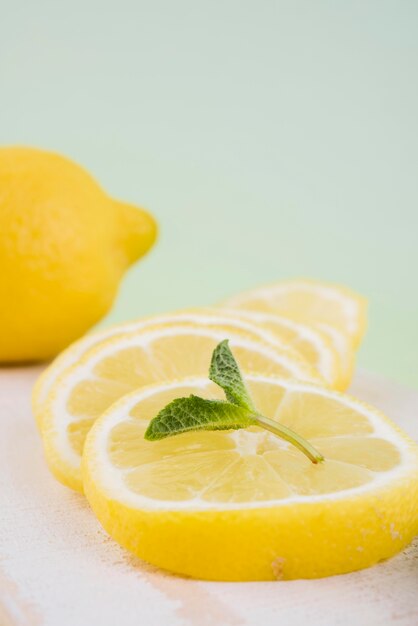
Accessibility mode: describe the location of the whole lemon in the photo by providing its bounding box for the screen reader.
[0,147,157,362]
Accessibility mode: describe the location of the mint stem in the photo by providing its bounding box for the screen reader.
[253,413,324,464]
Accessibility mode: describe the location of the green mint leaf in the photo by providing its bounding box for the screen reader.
[209,340,255,411]
[144,395,256,441]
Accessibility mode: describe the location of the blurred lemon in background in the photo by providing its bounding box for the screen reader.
[0,147,157,362]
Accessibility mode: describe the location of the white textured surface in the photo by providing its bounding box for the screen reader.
[0,366,417,626]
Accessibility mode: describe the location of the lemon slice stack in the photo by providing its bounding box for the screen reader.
[33,278,418,581]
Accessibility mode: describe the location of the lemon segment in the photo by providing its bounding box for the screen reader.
[82,375,418,581]
[221,278,367,348]
[33,310,325,428]
[40,325,322,492]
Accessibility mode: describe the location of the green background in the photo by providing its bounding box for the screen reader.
[1,1,417,387]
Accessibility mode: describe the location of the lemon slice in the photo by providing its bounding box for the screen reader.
[214,307,347,389]
[314,322,355,390]
[221,279,367,348]
[33,310,325,428]
[82,375,418,581]
[40,325,321,492]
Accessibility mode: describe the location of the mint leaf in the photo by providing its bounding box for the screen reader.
[209,339,255,411]
[144,395,256,441]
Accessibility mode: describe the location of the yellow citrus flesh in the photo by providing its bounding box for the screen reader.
[0,146,156,361]
[82,375,418,581]
[33,310,325,429]
[40,325,322,492]
[221,279,367,348]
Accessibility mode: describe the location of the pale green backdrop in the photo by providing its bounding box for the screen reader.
[1,1,417,387]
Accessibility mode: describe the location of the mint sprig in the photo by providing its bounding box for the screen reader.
[144,340,324,464]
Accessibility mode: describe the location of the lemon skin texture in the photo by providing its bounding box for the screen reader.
[0,147,157,362]
[83,463,418,581]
